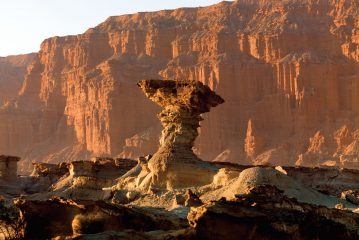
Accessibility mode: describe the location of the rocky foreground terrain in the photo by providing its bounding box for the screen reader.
[0,80,358,239]
[0,0,358,171]
[0,0,359,239]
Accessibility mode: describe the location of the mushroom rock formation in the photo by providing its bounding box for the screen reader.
[137,79,224,189]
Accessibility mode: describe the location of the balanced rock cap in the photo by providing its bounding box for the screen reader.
[137,79,224,113]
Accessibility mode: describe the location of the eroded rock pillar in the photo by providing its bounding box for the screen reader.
[0,155,20,181]
[137,80,224,189]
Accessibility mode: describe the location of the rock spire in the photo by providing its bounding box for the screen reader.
[137,79,224,189]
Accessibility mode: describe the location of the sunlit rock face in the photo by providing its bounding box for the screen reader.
[0,0,358,170]
[137,79,223,189]
[0,53,35,105]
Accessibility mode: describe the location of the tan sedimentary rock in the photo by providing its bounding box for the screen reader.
[15,197,188,239]
[0,155,20,181]
[0,155,23,198]
[212,168,240,186]
[217,167,351,208]
[22,157,138,201]
[30,162,68,178]
[0,0,359,170]
[137,79,223,189]
[184,189,203,207]
[69,158,136,179]
[58,158,136,197]
[188,185,359,240]
[210,163,359,198]
[2,161,359,239]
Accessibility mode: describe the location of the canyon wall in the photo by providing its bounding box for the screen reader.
[0,0,358,171]
[0,53,35,105]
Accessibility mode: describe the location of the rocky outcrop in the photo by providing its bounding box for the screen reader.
[0,155,20,181]
[69,158,136,179]
[0,156,25,199]
[228,167,353,207]
[0,0,359,170]
[1,162,358,239]
[211,162,359,199]
[44,158,136,200]
[0,196,23,240]
[14,197,188,239]
[341,189,359,205]
[136,79,223,189]
[30,162,68,178]
[284,166,359,197]
[15,157,137,201]
[188,185,359,240]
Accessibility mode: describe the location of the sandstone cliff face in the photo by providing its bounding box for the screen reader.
[1,0,359,170]
[0,53,35,105]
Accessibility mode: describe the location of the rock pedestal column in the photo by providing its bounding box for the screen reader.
[0,155,20,181]
[137,80,224,189]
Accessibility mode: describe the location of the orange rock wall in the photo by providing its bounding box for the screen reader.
[0,0,358,171]
[0,53,35,105]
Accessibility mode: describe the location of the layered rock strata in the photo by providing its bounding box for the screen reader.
[8,182,359,239]
[17,157,137,201]
[14,197,187,239]
[69,158,135,179]
[0,155,20,181]
[0,160,358,239]
[137,79,224,189]
[0,0,358,170]
[212,162,359,199]
[0,53,35,105]
[188,185,359,240]
[0,155,23,199]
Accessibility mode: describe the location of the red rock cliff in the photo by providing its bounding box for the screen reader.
[0,53,35,105]
[1,0,358,171]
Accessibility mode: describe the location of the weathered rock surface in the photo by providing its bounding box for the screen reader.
[188,185,359,240]
[136,79,223,189]
[17,181,357,239]
[0,155,24,199]
[212,162,359,199]
[14,197,188,239]
[0,53,35,106]
[16,157,136,202]
[0,0,358,170]
[0,155,20,181]
[221,167,356,209]
[1,162,359,239]
[200,166,357,210]
[284,166,359,197]
[341,189,359,205]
